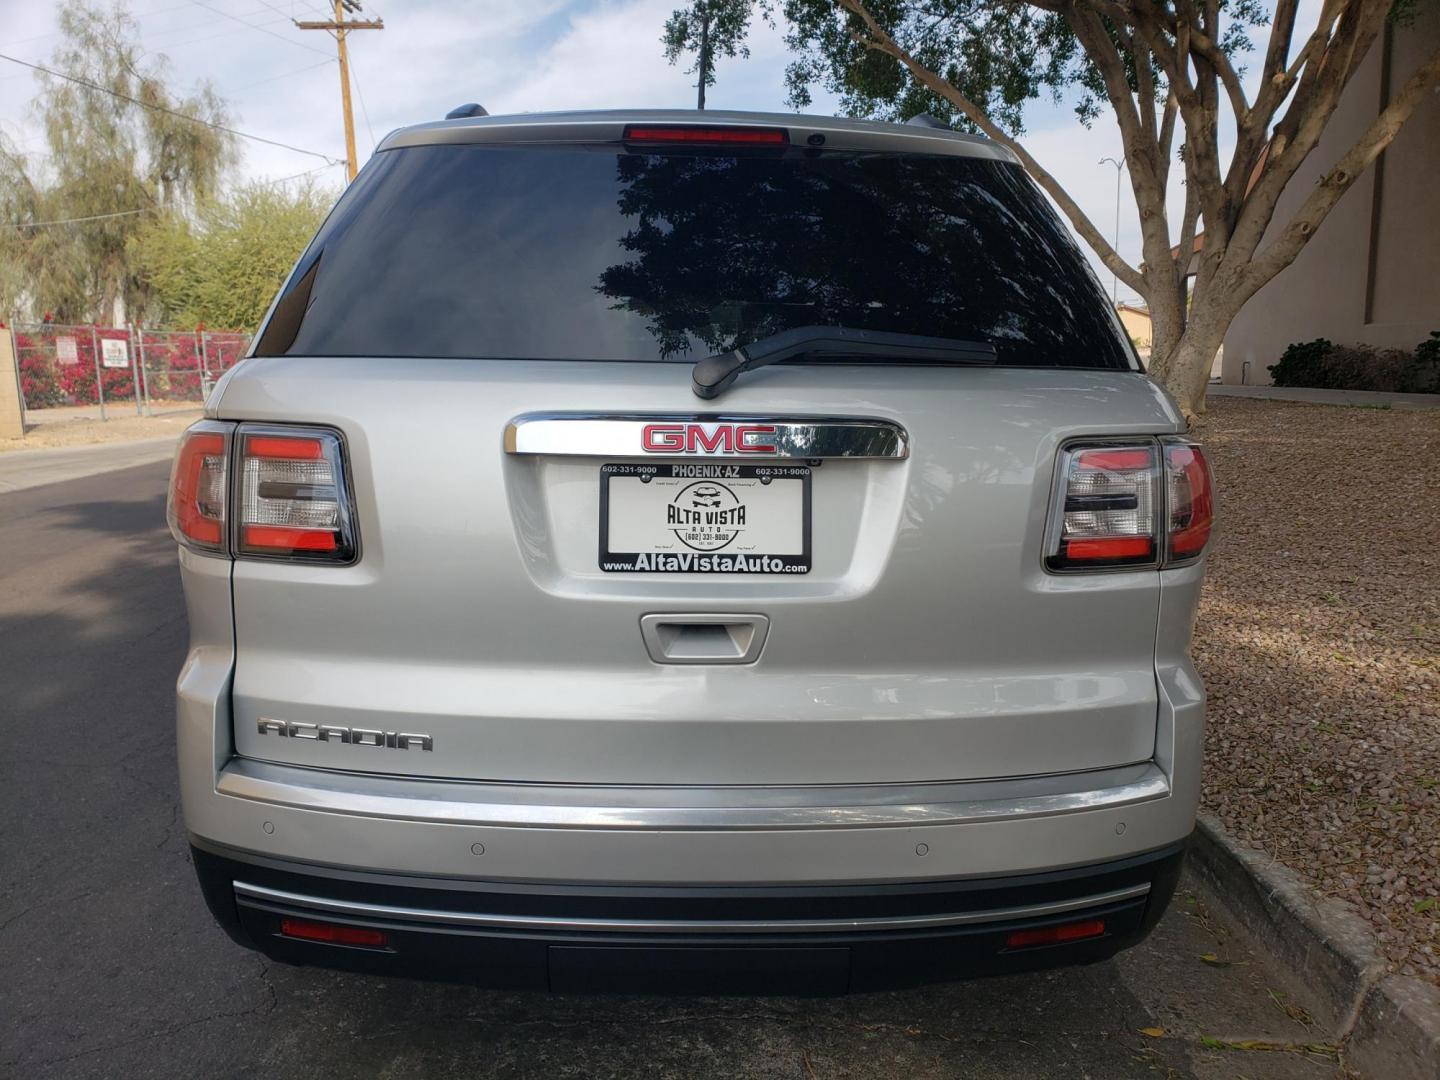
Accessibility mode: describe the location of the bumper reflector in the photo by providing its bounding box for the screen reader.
[279,918,388,948]
[1004,918,1107,949]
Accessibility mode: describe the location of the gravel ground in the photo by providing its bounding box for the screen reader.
[1193,396,1440,984]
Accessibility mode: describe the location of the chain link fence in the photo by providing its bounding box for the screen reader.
[11,322,252,419]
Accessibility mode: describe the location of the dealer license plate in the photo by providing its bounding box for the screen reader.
[599,463,811,574]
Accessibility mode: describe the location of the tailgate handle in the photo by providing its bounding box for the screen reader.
[640,614,769,665]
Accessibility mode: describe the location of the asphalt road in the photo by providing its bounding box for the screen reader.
[0,461,1345,1080]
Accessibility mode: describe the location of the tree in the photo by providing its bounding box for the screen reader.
[597,151,1129,370]
[131,180,335,331]
[663,1,758,108]
[0,0,236,325]
[664,0,1440,420]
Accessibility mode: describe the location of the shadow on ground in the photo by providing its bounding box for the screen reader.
[0,462,1344,1080]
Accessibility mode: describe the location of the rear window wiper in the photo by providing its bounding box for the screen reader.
[691,325,997,399]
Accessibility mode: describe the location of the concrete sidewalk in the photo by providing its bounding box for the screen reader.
[1209,384,1440,408]
[0,435,178,494]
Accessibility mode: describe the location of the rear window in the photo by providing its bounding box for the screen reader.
[256,143,1133,369]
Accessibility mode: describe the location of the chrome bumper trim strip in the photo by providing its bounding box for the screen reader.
[234,880,1151,935]
[216,760,1170,831]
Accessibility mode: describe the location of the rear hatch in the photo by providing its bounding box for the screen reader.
[221,114,1180,787]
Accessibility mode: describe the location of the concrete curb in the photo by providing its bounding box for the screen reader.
[1208,384,1440,409]
[1191,813,1440,1079]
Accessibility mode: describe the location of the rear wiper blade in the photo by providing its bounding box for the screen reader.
[691,325,997,399]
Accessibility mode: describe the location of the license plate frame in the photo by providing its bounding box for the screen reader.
[599,462,811,574]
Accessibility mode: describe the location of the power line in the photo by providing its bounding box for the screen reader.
[12,207,157,229]
[228,57,334,93]
[146,12,299,54]
[249,0,333,23]
[8,2,197,48]
[255,161,343,186]
[185,0,334,59]
[348,51,377,153]
[0,52,344,164]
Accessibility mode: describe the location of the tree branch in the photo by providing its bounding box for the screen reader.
[1242,42,1440,295]
[1261,0,1301,87]
[1157,91,1179,165]
[1136,38,1157,142]
[1126,5,1230,241]
[834,0,1148,295]
[1228,0,1390,263]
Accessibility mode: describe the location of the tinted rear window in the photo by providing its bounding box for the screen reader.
[258,143,1132,369]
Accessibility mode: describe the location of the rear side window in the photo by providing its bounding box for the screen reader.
[256,143,1133,369]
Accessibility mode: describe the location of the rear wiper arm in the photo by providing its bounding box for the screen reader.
[691,325,996,399]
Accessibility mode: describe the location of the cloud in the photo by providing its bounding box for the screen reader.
[488,0,832,115]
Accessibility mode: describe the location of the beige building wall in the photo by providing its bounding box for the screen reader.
[1223,10,1440,385]
[0,328,25,440]
[1116,305,1153,349]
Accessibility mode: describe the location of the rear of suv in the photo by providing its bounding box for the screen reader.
[169,110,1213,993]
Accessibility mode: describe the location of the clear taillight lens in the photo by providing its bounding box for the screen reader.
[1162,438,1214,564]
[236,426,357,562]
[168,421,232,553]
[1047,444,1159,570]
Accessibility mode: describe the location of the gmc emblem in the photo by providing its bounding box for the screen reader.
[641,423,778,455]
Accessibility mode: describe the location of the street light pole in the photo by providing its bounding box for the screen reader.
[1098,156,1125,304]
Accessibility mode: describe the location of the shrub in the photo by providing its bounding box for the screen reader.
[1405,332,1440,394]
[18,346,65,408]
[1269,335,1439,394]
[1268,338,1333,387]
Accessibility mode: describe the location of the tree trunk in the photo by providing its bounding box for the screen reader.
[1151,309,1231,423]
[1143,269,1188,379]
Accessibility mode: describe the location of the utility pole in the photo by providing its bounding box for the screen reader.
[296,0,383,182]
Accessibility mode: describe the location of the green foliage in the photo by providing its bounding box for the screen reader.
[1268,338,1334,387]
[662,1,1265,133]
[131,181,334,331]
[663,0,755,103]
[0,0,236,323]
[1269,336,1440,394]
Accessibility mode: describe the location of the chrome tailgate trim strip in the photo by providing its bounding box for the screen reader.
[503,414,909,459]
[234,880,1151,935]
[216,760,1170,831]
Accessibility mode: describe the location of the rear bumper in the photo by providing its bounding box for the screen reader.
[193,839,1186,992]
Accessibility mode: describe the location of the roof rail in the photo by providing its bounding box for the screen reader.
[445,103,489,120]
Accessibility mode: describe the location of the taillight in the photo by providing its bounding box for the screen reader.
[622,124,789,146]
[1046,438,1214,572]
[237,425,357,562]
[1046,444,1160,570]
[1163,439,1214,564]
[167,421,232,553]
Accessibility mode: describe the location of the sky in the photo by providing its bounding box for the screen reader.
[0,0,1317,305]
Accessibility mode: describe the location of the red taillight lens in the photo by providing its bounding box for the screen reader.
[1047,444,1159,570]
[622,125,789,146]
[1005,918,1107,949]
[1047,438,1214,572]
[167,423,231,553]
[279,918,388,948]
[1163,439,1214,562]
[237,426,356,561]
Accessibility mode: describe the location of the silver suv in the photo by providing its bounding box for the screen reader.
[168,110,1213,993]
